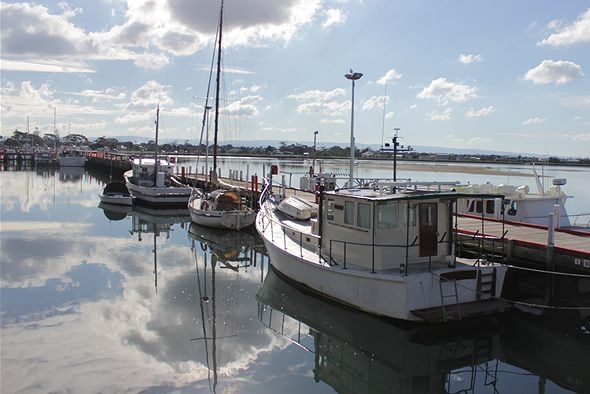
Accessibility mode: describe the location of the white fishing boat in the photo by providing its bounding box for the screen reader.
[455,166,573,227]
[99,182,134,206]
[124,107,192,207]
[57,147,87,167]
[187,0,255,230]
[256,180,509,323]
[188,188,256,230]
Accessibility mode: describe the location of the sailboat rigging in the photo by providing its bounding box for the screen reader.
[187,0,256,231]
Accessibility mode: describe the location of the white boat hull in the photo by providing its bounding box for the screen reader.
[256,200,507,322]
[188,197,256,230]
[125,172,191,205]
[99,194,134,206]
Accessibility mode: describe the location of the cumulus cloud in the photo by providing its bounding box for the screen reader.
[417,78,477,105]
[376,69,402,85]
[0,3,95,57]
[133,53,171,70]
[116,81,174,122]
[522,117,546,126]
[169,0,321,47]
[458,54,482,64]
[1,0,324,71]
[362,96,389,111]
[537,8,590,46]
[322,8,347,29]
[287,88,350,124]
[465,106,495,118]
[225,95,263,118]
[524,59,584,85]
[385,111,395,119]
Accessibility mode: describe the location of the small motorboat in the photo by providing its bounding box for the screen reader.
[99,182,134,206]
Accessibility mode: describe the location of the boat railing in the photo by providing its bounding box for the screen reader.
[327,236,458,275]
[257,198,322,261]
[258,196,504,273]
[568,213,590,228]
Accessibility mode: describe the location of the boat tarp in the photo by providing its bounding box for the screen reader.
[103,182,130,195]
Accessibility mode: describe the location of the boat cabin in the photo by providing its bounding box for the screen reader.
[319,186,499,273]
[131,157,176,187]
[456,181,569,226]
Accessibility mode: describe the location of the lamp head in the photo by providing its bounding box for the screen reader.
[345,72,363,80]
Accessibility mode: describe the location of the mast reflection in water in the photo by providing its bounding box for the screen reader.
[188,223,267,392]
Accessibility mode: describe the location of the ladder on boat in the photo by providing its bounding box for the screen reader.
[439,279,461,321]
[476,268,497,301]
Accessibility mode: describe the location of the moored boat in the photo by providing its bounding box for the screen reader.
[186,0,255,231]
[99,182,134,206]
[256,180,509,323]
[455,166,575,227]
[188,188,256,230]
[57,147,87,167]
[124,107,192,207]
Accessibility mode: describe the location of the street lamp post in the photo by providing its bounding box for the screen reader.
[312,130,319,176]
[345,70,363,188]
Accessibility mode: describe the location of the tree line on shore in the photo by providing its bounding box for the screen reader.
[2,129,588,165]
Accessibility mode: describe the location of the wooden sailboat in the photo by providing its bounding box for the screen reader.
[188,0,256,230]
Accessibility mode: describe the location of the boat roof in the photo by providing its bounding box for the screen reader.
[103,182,130,194]
[132,158,171,165]
[326,187,503,202]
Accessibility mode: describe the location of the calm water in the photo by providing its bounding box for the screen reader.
[1,161,589,393]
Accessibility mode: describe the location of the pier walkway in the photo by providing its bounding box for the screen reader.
[87,154,589,267]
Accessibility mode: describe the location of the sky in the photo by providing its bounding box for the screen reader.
[1,1,589,157]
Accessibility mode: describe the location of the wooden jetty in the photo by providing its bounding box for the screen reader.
[87,153,589,269]
[456,214,590,273]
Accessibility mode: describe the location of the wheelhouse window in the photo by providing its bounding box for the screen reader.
[344,201,355,225]
[357,202,371,229]
[475,200,483,213]
[404,204,417,226]
[486,200,495,214]
[377,201,398,229]
[421,204,435,226]
[326,200,335,221]
[507,201,518,216]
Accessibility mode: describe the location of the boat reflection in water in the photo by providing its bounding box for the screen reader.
[187,223,268,392]
[128,206,191,291]
[58,166,85,183]
[257,267,590,393]
[257,267,503,393]
[98,201,133,221]
[499,311,590,394]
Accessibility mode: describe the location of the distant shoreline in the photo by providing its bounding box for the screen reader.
[174,152,590,168]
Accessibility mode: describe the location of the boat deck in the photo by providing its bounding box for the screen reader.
[411,299,512,323]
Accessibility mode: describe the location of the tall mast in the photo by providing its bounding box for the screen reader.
[154,105,160,183]
[53,107,57,151]
[213,0,224,173]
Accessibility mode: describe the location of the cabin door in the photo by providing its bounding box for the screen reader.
[419,203,438,257]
